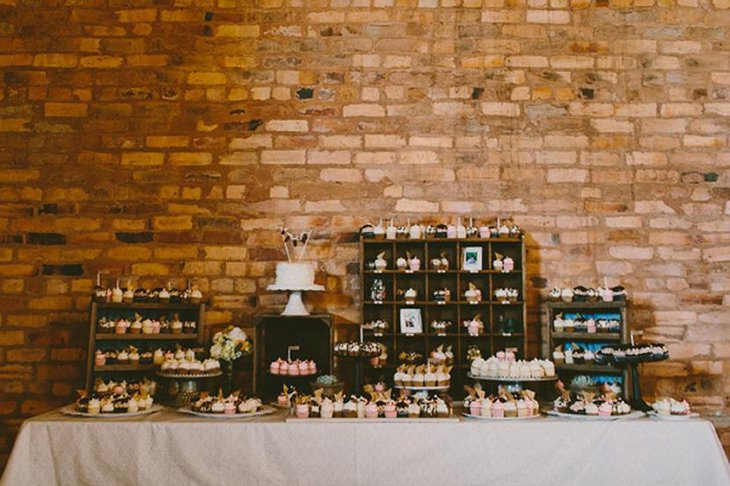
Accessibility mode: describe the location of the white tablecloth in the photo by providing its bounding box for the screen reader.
[2,408,729,486]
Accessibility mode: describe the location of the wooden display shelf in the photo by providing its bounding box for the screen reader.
[360,233,526,396]
[85,302,206,391]
[543,299,630,398]
[555,363,624,374]
[95,334,199,341]
[551,332,621,341]
[93,364,159,372]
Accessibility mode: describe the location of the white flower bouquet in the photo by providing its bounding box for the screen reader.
[210,326,252,362]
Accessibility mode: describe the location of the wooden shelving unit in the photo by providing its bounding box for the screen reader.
[543,300,631,397]
[360,237,526,395]
[85,301,206,391]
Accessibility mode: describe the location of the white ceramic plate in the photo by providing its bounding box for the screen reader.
[547,410,645,421]
[177,405,275,419]
[60,404,163,418]
[647,411,699,421]
[461,411,542,420]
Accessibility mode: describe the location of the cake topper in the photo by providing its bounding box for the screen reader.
[280,228,311,263]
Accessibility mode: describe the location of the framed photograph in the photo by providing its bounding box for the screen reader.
[462,246,483,272]
[399,308,423,335]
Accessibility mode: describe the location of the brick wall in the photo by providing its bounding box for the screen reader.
[1,0,729,467]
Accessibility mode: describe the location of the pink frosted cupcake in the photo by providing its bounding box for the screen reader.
[270,360,280,375]
[289,362,300,376]
[279,362,290,376]
[365,402,378,418]
[384,402,397,418]
[295,403,309,419]
[298,361,309,376]
[469,400,482,417]
[151,320,161,334]
[308,361,317,374]
[224,402,236,415]
[598,402,613,417]
[491,400,505,418]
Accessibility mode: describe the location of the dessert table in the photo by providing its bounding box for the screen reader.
[2,408,729,486]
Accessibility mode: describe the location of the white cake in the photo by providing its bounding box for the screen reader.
[271,262,316,288]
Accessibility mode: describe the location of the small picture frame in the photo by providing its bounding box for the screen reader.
[399,308,423,335]
[462,246,483,272]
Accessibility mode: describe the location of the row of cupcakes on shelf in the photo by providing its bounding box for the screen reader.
[97,314,197,335]
[93,278,203,304]
[159,354,221,375]
[553,314,621,333]
[269,358,318,376]
[93,378,157,397]
[361,218,522,240]
[333,341,382,357]
[369,285,519,303]
[464,387,541,418]
[548,284,627,303]
[393,363,452,388]
[469,351,556,379]
[368,252,515,273]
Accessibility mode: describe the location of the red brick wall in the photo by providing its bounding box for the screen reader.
[1,0,729,467]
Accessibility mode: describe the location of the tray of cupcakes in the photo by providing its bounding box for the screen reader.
[462,386,542,420]
[549,385,641,421]
[393,363,451,391]
[63,387,159,418]
[178,391,274,419]
[286,385,456,422]
[647,398,698,420]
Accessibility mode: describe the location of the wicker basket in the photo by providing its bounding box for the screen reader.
[310,381,345,396]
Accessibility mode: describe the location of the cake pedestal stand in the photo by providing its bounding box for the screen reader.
[266,284,325,316]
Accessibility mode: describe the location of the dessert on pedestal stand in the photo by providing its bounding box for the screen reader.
[267,229,324,316]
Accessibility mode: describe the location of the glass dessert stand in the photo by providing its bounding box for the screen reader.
[266,284,325,316]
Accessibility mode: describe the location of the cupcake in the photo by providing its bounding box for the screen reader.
[365,402,378,418]
[573,286,588,302]
[361,224,375,239]
[141,319,153,335]
[153,349,164,365]
[504,401,517,418]
[115,319,129,335]
[171,318,183,334]
[491,400,505,418]
[87,398,101,414]
[384,402,397,418]
[224,402,236,415]
[561,288,574,303]
[548,287,561,301]
[122,287,134,304]
[611,286,627,301]
[183,321,196,334]
[340,400,354,418]
[111,285,123,304]
[481,399,492,417]
[158,287,170,303]
[151,320,160,334]
[321,398,335,419]
[408,402,420,418]
[94,350,106,367]
[117,350,129,364]
[189,286,203,304]
[517,400,529,418]
[130,320,142,335]
[373,220,386,240]
[469,399,482,416]
[385,220,397,240]
[211,401,225,414]
[424,370,437,387]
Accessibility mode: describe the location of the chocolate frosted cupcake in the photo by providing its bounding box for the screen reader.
[573,286,588,302]
[611,286,627,301]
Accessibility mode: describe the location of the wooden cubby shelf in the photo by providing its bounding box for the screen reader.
[85,302,206,391]
[360,236,526,396]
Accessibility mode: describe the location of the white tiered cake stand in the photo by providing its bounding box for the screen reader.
[266,283,324,315]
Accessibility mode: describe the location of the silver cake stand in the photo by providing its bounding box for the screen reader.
[266,284,325,315]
